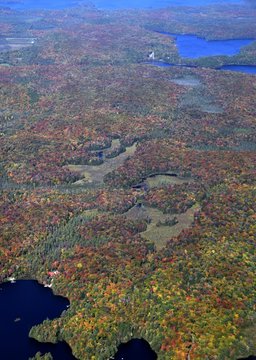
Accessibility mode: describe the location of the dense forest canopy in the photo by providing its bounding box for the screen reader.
[0,1,256,359]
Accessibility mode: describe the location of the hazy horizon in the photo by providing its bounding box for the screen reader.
[0,0,248,10]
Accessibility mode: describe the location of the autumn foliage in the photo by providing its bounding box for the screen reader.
[1,2,256,360]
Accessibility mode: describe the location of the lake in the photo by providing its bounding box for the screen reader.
[0,280,76,360]
[0,280,157,360]
[0,0,245,10]
[160,32,254,58]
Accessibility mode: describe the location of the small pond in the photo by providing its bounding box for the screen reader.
[0,280,76,360]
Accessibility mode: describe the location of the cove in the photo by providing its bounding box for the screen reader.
[113,338,157,360]
[0,280,76,360]
[160,32,254,58]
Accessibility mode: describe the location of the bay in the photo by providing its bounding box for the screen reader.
[0,280,76,360]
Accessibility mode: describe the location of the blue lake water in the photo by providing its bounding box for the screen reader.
[0,280,76,360]
[0,0,245,10]
[160,32,254,58]
[147,33,256,75]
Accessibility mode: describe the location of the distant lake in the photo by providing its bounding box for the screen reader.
[0,280,76,360]
[0,0,245,10]
[160,32,254,58]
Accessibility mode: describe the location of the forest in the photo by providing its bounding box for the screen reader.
[0,1,256,359]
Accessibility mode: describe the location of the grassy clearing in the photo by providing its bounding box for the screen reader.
[170,76,201,87]
[179,87,223,114]
[66,142,137,185]
[145,174,193,188]
[126,204,200,250]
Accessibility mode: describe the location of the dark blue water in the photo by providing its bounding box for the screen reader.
[114,338,157,360]
[219,65,256,74]
[0,280,76,360]
[0,0,245,10]
[161,33,254,58]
